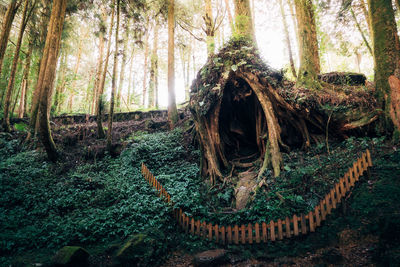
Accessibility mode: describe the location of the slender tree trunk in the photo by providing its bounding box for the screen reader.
[350,6,373,56]
[0,0,19,78]
[127,49,135,107]
[233,0,256,43]
[38,0,67,161]
[294,0,320,88]
[53,49,67,112]
[278,0,297,78]
[223,0,234,31]
[18,42,33,118]
[368,0,400,131]
[116,17,130,110]
[142,17,150,107]
[97,2,115,139]
[107,0,119,152]
[67,38,83,113]
[359,0,373,37]
[148,20,159,108]
[288,0,300,51]
[30,3,52,132]
[168,0,178,128]
[2,0,29,132]
[204,0,215,55]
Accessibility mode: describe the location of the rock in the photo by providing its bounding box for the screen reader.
[51,246,89,266]
[114,234,153,266]
[192,249,227,267]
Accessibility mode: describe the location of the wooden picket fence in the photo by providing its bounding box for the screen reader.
[140,149,372,245]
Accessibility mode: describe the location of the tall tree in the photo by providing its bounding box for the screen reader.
[127,48,135,107]
[0,0,20,79]
[53,48,68,112]
[37,0,68,160]
[116,16,130,110]
[96,2,115,139]
[368,0,400,131]
[2,0,32,132]
[107,0,119,152]
[294,0,320,88]
[204,0,215,55]
[92,7,107,115]
[142,17,150,107]
[168,0,178,128]
[148,19,159,108]
[278,0,297,78]
[18,41,34,118]
[67,35,84,112]
[233,0,256,42]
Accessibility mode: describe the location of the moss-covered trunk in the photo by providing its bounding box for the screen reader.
[368,0,400,132]
[233,0,256,42]
[294,0,320,88]
[38,0,67,161]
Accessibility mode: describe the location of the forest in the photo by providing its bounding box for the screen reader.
[0,0,399,266]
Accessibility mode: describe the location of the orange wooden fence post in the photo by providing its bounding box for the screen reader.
[220,226,226,244]
[255,222,260,243]
[240,225,246,244]
[285,217,291,238]
[227,226,232,244]
[308,211,315,232]
[248,224,253,244]
[270,220,276,241]
[233,225,239,244]
[262,222,267,242]
[277,219,283,240]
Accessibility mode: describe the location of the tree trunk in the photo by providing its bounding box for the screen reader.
[53,49,67,113]
[67,38,83,113]
[107,0,119,152]
[204,0,215,55]
[38,0,67,161]
[116,17,130,110]
[233,0,256,43]
[96,2,115,139]
[223,0,234,31]
[148,20,159,108]
[294,0,320,88]
[142,17,150,107]
[30,2,52,132]
[368,0,400,132]
[288,0,300,52]
[350,6,373,56]
[168,0,178,128]
[127,48,135,107]
[0,0,19,78]
[278,0,297,78]
[2,0,29,132]
[18,42,33,118]
[359,0,373,37]
[92,8,107,115]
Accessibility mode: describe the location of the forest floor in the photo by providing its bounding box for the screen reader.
[1,110,399,266]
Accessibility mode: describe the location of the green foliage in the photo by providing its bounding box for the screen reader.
[13,122,28,132]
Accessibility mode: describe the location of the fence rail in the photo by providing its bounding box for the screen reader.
[141,149,372,245]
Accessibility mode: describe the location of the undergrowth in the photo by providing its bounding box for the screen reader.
[1,128,398,266]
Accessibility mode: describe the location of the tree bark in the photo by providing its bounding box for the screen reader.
[107,0,119,152]
[148,20,159,108]
[54,49,67,113]
[116,17,130,110]
[96,2,115,139]
[142,17,150,107]
[204,0,215,55]
[18,41,33,118]
[168,0,178,128]
[92,7,107,115]
[0,0,19,78]
[278,0,297,78]
[38,0,67,161]
[368,0,400,131]
[2,0,29,132]
[233,0,256,43]
[294,0,320,88]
